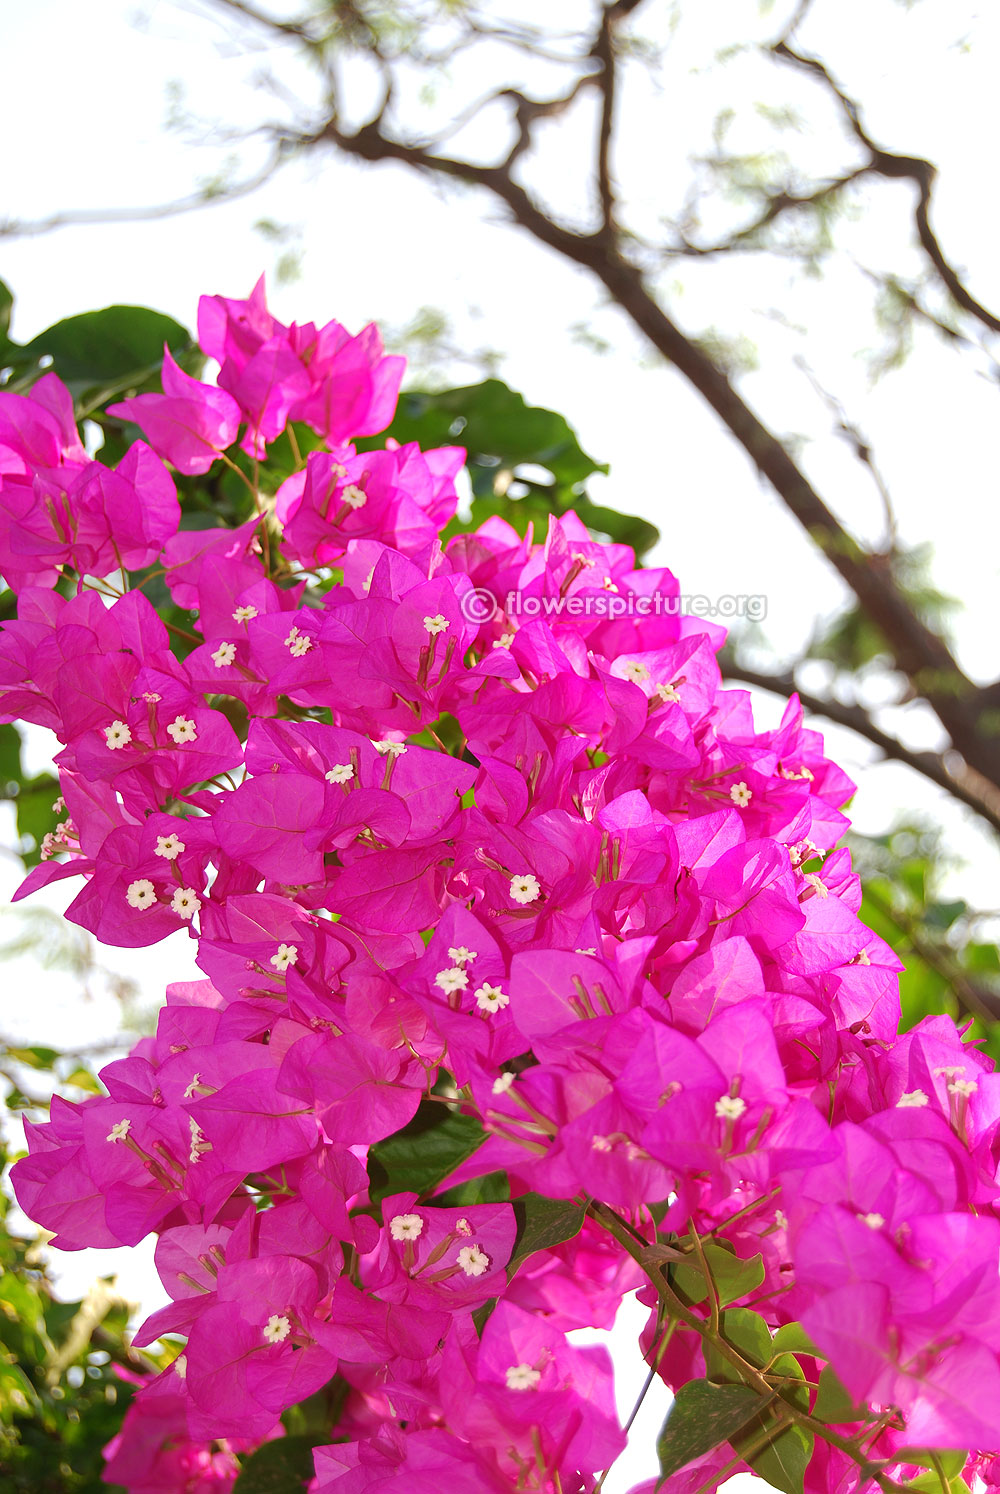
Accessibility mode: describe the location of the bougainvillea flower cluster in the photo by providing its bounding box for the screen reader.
[5,282,1000,1494]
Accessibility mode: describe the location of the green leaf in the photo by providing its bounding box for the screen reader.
[895,1449,967,1478]
[508,1193,587,1276]
[770,1322,820,1356]
[656,1378,762,1482]
[905,1474,970,1494]
[704,1308,773,1380]
[434,1170,510,1206]
[734,1412,813,1494]
[0,278,13,344]
[367,1101,487,1204]
[21,304,194,408]
[812,1364,867,1423]
[5,1046,60,1071]
[671,1239,765,1306]
[233,1435,317,1492]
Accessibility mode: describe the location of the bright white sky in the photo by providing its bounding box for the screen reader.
[2,0,1000,1487]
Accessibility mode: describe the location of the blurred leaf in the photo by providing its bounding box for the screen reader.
[20,304,196,410]
[233,1436,317,1492]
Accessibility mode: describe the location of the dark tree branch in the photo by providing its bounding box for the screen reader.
[773,41,1000,337]
[721,656,1000,837]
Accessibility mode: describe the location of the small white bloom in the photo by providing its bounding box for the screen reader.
[167,715,197,744]
[373,740,407,757]
[455,1217,473,1237]
[435,966,469,994]
[854,949,872,966]
[141,692,162,703]
[729,781,752,808]
[949,1078,978,1097]
[263,1314,291,1345]
[171,886,202,921]
[897,1089,929,1108]
[575,947,597,956]
[154,833,185,861]
[654,681,681,703]
[211,642,237,669]
[492,1072,515,1096]
[475,982,509,1013]
[802,873,829,899]
[126,878,157,911]
[270,943,298,972]
[232,604,258,622]
[715,1094,747,1121]
[106,1119,131,1144]
[509,873,540,906]
[601,577,619,592]
[423,613,449,636]
[622,660,649,684]
[389,1213,423,1241]
[571,551,596,567]
[492,633,515,650]
[505,1363,541,1391]
[288,634,313,657]
[173,1354,187,1380]
[183,1074,203,1099]
[188,1115,212,1162]
[341,483,367,509]
[104,720,132,750]
[591,1135,613,1153]
[448,946,477,966]
[774,1209,788,1230]
[933,1065,965,1078]
[457,1244,490,1277]
[860,1212,885,1230]
[325,763,354,785]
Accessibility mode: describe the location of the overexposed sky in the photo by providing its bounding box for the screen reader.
[2,1,1000,1487]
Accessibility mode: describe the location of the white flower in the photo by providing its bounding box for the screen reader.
[389,1213,423,1241]
[154,833,185,861]
[715,1094,747,1121]
[897,1089,929,1108]
[654,681,681,703]
[601,577,619,593]
[126,879,157,911]
[455,1217,473,1236]
[182,1074,204,1099]
[423,613,449,635]
[232,604,258,622]
[435,966,469,994]
[591,1135,613,1153]
[505,1363,541,1391]
[860,1212,885,1230]
[263,1314,291,1344]
[104,720,132,750]
[492,1072,515,1096]
[575,947,597,956]
[448,946,477,966]
[571,551,596,567]
[270,943,298,972]
[475,982,509,1013]
[288,634,313,657]
[492,633,515,650]
[853,949,872,966]
[325,763,354,785]
[457,1244,490,1277]
[509,873,540,905]
[949,1078,978,1097]
[802,873,828,899]
[729,781,752,808]
[622,660,649,684]
[171,887,202,921]
[341,483,367,509]
[167,715,197,744]
[106,1119,131,1144]
[211,642,237,669]
[373,740,407,757]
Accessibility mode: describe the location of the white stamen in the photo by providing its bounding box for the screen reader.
[171,887,202,921]
[232,605,258,622]
[457,1244,490,1277]
[715,1095,747,1120]
[263,1314,291,1344]
[325,764,354,784]
[104,720,132,750]
[435,966,469,994]
[729,781,752,808]
[475,982,509,1013]
[509,873,540,906]
[167,715,197,744]
[270,943,298,972]
[154,834,185,860]
[211,642,236,669]
[389,1213,423,1241]
[897,1089,929,1108]
[423,613,449,636]
[506,1363,541,1391]
[106,1119,131,1143]
[125,879,156,911]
